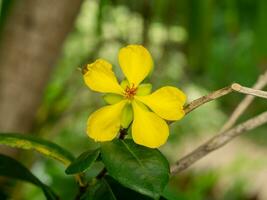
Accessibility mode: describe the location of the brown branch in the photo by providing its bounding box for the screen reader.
[221,70,267,132]
[184,86,233,114]
[170,72,267,175]
[232,83,267,99]
[170,111,267,174]
[184,83,267,114]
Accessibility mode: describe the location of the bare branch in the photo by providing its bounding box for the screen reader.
[184,86,233,114]
[221,70,267,132]
[170,111,267,175]
[170,72,267,175]
[231,83,267,99]
[184,82,267,114]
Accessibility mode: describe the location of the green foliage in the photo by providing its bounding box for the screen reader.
[0,154,58,200]
[65,148,100,174]
[101,139,170,199]
[82,176,167,200]
[81,178,117,200]
[0,133,74,165]
[0,133,170,198]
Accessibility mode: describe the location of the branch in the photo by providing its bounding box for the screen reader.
[221,70,267,132]
[170,73,267,175]
[184,86,233,114]
[170,111,267,174]
[184,83,267,114]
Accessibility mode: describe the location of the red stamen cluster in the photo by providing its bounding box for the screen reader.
[124,85,137,100]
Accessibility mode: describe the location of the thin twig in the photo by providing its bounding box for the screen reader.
[184,86,233,114]
[170,75,267,175]
[170,111,267,174]
[184,83,267,114]
[232,83,267,99]
[221,71,267,132]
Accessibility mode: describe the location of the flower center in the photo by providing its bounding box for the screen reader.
[124,85,137,100]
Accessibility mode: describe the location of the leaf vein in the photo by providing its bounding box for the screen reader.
[121,140,145,168]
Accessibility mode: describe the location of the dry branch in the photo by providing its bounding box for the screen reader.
[184,86,233,114]
[171,73,267,175]
[184,83,267,114]
[171,111,267,174]
[221,70,267,132]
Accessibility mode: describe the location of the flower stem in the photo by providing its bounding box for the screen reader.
[96,168,108,179]
[119,128,128,139]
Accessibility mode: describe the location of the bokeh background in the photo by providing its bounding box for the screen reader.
[0,0,267,199]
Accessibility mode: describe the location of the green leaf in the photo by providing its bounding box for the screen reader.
[105,176,153,200]
[77,176,168,200]
[101,139,170,199]
[0,133,74,166]
[81,179,116,200]
[0,154,58,200]
[65,148,100,175]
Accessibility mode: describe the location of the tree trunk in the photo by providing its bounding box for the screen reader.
[0,0,83,133]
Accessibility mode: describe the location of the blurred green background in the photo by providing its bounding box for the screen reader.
[0,0,267,199]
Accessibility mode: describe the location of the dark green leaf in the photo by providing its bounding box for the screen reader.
[81,179,116,200]
[105,176,153,200]
[0,133,74,166]
[101,139,170,199]
[0,154,58,200]
[81,176,167,200]
[65,148,100,175]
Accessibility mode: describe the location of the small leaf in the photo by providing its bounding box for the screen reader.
[0,133,74,166]
[101,139,170,199]
[0,154,58,200]
[65,149,100,175]
[103,94,123,105]
[136,84,152,96]
[120,103,133,128]
[81,179,116,200]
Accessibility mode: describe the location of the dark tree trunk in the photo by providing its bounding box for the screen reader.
[0,0,83,133]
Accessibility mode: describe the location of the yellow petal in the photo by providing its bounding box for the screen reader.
[136,86,186,121]
[131,101,169,148]
[118,45,153,86]
[83,59,123,94]
[87,100,126,142]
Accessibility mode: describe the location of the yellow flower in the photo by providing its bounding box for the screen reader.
[83,45,186,148]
